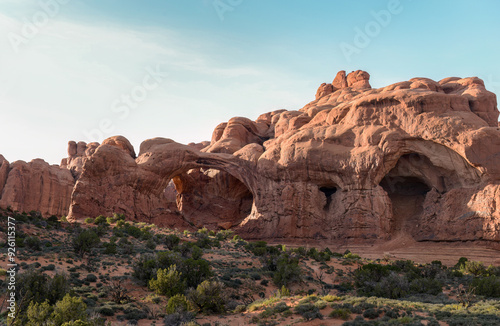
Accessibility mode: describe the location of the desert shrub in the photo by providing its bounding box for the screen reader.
[354,261,442,299]
[133,251,212,289]
[94,215,108,225]
[463,261,488,277]
[271,253,302,287]
[98,306,115,316]
[180,258,212,288]
[15,270,70,318]
[51,294,88,325]
[146,238,156,250]
[163,311,195,326]
[329,308,351,320]
[123,305,147,320]
[124,225,142,238]
[273,302,289,313]
[187,280,226,314]
[246,241,268,256]
[24,236,42,251]
[84,218,93,224]
[293,303,322,321]
[26,300,53,326]
[72,229,100,257]
[322,294,341,302]
[216,229,234,241]
[409,277,442,295]
[85,274,97,282]
[164,234,181,250]
[176,242,203,259]
[166,294,191,314]
[103,241,117,254]
[363,308,380,319]
[149,265,186,297]
[472,276,500,297]
[306,247,331,262]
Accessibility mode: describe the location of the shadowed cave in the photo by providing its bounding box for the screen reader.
[380,176,431,234]
[319,186,338,210]
[164,167,254,229]
[380,153,437,235]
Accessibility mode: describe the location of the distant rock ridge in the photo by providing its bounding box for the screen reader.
[1,70,500,244]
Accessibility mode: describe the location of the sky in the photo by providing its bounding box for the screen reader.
[0,0,499,164]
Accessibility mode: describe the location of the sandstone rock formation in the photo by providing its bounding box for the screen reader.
[0,159,74,217]
[1,70,500,245]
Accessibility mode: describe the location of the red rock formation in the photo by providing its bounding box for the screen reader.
[0,155,9,196]
[0,159,74,216]
[2,70,500,246]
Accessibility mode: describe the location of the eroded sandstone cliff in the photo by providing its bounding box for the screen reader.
[1,70,499,243]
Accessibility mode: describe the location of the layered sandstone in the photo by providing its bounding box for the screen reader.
[1,70,499,245]
[0,159,74,216]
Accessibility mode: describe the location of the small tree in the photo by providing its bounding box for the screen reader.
[164,234,180,250]
[106,278,130,304]
[93,215,108,225]
[72,230,100,257]
[26,300,53,326]
[273,254,302,287]
[187,280,226,314]
[149,265,185,297]
[51,294,87,325]
[166,294,191,314]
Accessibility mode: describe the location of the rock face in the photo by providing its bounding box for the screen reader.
[0,159,74,217]
[2,70,500,245]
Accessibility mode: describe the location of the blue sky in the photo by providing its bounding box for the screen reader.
[0,0,499,164]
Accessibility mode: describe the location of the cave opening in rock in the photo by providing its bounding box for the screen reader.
[380,175,431,234]
[164,167,254,230]
[319,186,337,210]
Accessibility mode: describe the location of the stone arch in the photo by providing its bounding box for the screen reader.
[68,140,260,230]
[166,166,255,229]
[378,147,482,235]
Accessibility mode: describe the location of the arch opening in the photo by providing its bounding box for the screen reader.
[319,186,338,210]
[164,167,254,230]
[379,153,442,235]
[380,175,430,234]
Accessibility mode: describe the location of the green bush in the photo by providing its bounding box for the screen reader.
[103,241,117,254]
[72,229,100,257]
[329,308,351,320]
[354,261,442,299]
[97,306,114,316]
[293,303,322,321]
[52,294,88,325]
[187,280,226,314]
[165,234,181,250]
[463,261,488,276]
[15,270,70,323]
[472,275,500,297]
[85,274,97,282]
[94,215,108,225]
[272,253,302,287]
[132,251,212,289]
[26,300,53,326]
[146,238,156,250]
[149,265,186,297]
[216,229,234,241]
[363,308,380,319]
[24,236,42,251]
[166,294,191,314]
[84,218,93,224]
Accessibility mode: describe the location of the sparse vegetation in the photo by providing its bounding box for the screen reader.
[2,209,500,326]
